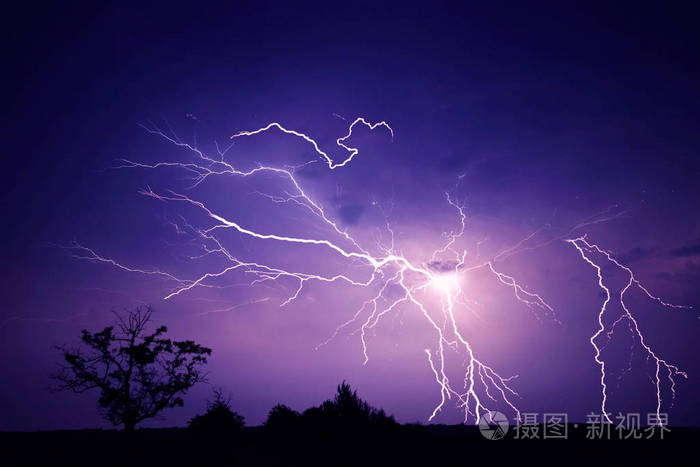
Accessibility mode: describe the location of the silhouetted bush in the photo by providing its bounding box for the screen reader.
[288,381,397,439]
[265,404,301,434]
[188,389,245,434]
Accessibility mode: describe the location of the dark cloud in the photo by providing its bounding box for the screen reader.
[427,260,461,273]
[617,239,700,263]
[618,246,657,264]
[337,204,365,226]
[669,238,700,258]
[655,261,700,286]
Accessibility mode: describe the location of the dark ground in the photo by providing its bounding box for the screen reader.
[1,424,697,465]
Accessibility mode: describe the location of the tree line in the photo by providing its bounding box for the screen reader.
[53,306,396,433]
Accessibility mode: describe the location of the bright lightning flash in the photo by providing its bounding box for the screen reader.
[430,273,461,295]
[64,116,691,426]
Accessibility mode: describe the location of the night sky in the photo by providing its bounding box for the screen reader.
[2,2,699,430]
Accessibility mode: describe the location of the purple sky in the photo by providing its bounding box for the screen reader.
[2,2,699,430]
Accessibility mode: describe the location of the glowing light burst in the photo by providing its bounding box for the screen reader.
[65,116,691,425]
[430,273,461,294]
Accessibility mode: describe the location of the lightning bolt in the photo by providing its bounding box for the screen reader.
[567,235,690,425]
[63,116,690,425]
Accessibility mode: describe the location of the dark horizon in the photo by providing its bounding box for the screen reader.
[2,2,699,432]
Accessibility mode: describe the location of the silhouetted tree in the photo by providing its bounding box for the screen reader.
[189,389,245,432]
[298,381,396,435]
[53,306,211,431]
[333,381,371,421]
[265,404,300,434]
